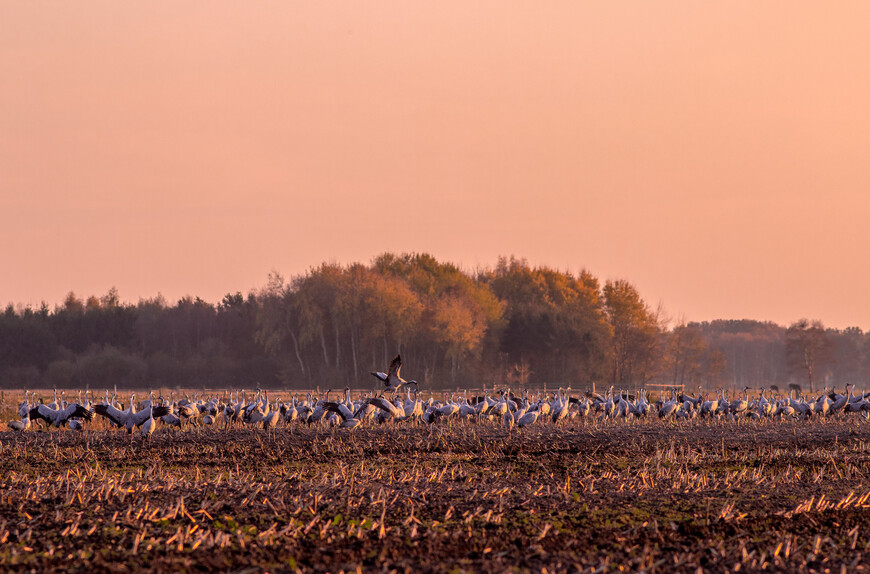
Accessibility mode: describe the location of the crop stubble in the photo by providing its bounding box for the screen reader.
[2,420,870,573]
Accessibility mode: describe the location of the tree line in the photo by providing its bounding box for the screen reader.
[2,253,868,392]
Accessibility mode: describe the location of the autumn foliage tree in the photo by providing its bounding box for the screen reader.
[603,280,662,387]
[374,253,503,384]
[484,257,611,387]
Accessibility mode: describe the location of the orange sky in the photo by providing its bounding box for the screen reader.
[2,2,869,329]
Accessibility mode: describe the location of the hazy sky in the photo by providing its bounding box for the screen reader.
[2,2,869,329]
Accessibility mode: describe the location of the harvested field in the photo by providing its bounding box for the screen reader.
[2,420,870,573]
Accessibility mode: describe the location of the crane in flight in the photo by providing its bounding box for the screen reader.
[370,354,418,398]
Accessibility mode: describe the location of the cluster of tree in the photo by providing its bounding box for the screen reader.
[2,253,869,392]
[256,254,669,390]
[687,319,870,393]
[0,289,275,390]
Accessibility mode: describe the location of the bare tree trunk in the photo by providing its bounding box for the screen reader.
[288,329,306,378]
[350,329,358,383]
[334,322,341,369]
[383,318,389,365]
[320,329,329,367]
[805,349,815,393]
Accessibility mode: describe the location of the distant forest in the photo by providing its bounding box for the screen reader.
[1,253,868,393]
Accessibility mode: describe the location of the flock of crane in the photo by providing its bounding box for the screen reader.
[5,355,870,436]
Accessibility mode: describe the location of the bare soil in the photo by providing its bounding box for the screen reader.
[2,419,870,573]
